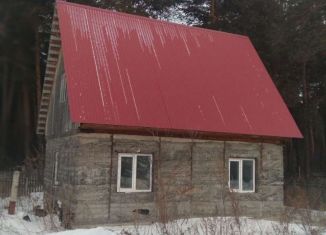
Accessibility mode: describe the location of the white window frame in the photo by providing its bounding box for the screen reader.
[117,153,152,193]
[54,152,59,186]
[228,158,255,193]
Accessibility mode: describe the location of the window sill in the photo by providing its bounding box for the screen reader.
[229,189,255,193]
[117,190,152,193]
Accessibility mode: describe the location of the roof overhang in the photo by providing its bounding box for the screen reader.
[80,123,289,144]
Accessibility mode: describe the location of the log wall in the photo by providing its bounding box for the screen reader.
[44,133,284,227]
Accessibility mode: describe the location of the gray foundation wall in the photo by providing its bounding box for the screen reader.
[44,133,284,227]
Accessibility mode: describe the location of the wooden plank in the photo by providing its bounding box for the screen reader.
[80,123,285,144]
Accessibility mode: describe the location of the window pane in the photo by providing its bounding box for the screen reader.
[120,157,133,188]
[230,161,239,189]
[242,160,254,191]
[136,155,151,190]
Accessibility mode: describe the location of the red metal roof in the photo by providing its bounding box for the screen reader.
[56,1,302,138]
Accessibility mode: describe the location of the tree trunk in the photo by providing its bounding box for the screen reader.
[22,83,31,168]
[302,61,311,178]
[210,0,218,24]
[0,61,8,159]
[1,61,14,162]
[35,28,41,122]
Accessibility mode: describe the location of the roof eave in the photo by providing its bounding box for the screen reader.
[79,123,297,144]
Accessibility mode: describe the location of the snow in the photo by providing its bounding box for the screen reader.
[46,217,326,235]
[0,212,59,235]
[1,193,325,235]
[47,227,117,235]
[0,192,61,235]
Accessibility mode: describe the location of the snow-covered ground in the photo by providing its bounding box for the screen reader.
[47,217,326,235]
[0,192,62,234]
[1,193,326,235]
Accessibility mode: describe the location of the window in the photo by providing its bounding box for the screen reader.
[229,159,255,193]
[117,154,152,193]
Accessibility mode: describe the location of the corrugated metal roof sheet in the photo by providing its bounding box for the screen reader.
[56,1,302,138]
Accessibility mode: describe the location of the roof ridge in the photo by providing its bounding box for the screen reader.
[56,0,249,40]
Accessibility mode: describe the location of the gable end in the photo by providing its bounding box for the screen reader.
[37,10,61,135]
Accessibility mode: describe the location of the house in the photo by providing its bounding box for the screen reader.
[37,1,302,227]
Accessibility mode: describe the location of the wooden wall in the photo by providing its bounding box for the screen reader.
[44,133,284,227]
[46,54,78,139]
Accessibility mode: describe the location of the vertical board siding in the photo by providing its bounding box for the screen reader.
[46,54,79,138]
